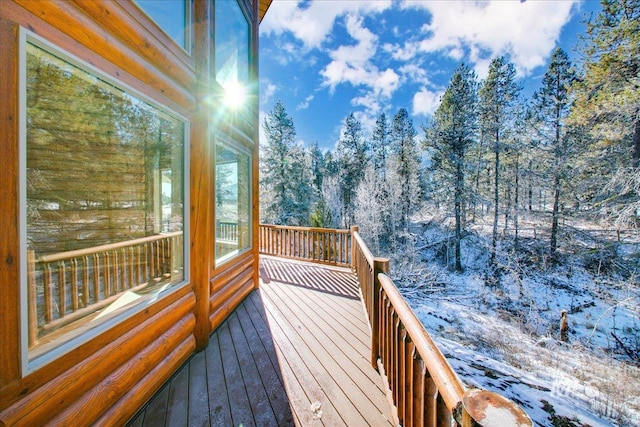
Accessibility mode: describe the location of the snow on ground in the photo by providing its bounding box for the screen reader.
[390,221,640,426]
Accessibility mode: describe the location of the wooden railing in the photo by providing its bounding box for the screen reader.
[258,224,351,266]
[351,226,532,427]
[27,231,183,348]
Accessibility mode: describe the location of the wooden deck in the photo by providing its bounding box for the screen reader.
[127,256,394,426]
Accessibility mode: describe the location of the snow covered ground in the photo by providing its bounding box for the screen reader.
[390,220,640,426]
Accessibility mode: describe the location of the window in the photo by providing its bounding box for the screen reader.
[215,0,250,89]
[136,0,192,52]
[215,141,251,265]
[21,33,188,370]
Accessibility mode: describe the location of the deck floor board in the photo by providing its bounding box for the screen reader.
[127,256,393,427]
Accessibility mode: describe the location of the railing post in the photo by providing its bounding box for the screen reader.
[455,389,532,427]
[350,225,359,270]
[372,257,389,370]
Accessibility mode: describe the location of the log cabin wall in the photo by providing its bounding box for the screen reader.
[0,0,260,425]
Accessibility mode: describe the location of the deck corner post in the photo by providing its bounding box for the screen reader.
[456,389,533,427]
[372,257,389,370]
[350,225,359,269]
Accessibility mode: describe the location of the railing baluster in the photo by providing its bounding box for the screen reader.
[104,252,112,297]
[413,355,426,427]
[82,255,90,307]
[426,375,437,427]
[44,263,53,323]
[58,261,66,318]
[92,253,100,301]
[70,258,79,311]
[27,250,38,346]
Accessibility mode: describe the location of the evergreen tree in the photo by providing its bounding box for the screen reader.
[336,113,369,227]
[427,64,479,271]
[371,113,391,178]
[260,100,311,225]
[479,56,521,263]
[570,0,640,227]
[530,48,577,254]
[390,108,421,232]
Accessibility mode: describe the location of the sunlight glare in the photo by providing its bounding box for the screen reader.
[224,81,246,109]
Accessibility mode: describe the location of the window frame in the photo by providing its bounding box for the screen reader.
[18,28,191,375]
[213,135,253,268]
[134,0,194,54]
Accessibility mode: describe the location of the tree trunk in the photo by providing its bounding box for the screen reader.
[550,174,561,254]
[455,156,464,271]
[514,153,520,249]
[528,159,533,211]
[491,140,499,264]
[633,118,640,169]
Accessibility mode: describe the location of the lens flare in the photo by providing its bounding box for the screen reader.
[224,81,245,109]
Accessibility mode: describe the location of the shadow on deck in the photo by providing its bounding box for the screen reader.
[127,256,394,426]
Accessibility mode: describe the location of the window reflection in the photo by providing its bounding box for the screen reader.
[215,142,251,264]
[25,40,186,362]
[215,0,249,89]
[136,0,191,51]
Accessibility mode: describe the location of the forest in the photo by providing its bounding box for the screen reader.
[260,2,639,425]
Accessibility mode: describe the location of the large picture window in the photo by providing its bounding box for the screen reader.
[21,33,188,368]
[215,141,251,265]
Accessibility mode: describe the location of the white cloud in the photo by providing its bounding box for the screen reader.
[351,92,381,116]
[297,94,314,110]
[262,82,277,105]
[260,0,392,50]
[413,88,444,117]
[321,14,400,98]
[398,63,432,87]
[401,0,580,76]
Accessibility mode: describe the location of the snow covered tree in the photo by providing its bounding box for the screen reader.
[354,166,384,252]
[426,64,479,271]
[260,100,311,225]
[371,113,391,178]
[570,0,640,227]
[335,113,369,227]
[530,48,577,254]
[390,108,421,232]
[479,56,521,262]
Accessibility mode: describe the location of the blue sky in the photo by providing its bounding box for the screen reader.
[259,0,602,151]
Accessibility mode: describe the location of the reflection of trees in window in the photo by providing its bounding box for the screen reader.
[215,142,251,263]
[26,43,184,256]
[25,41,187,358]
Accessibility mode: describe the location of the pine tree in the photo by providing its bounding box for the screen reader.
[427,64,479,271]
[260,100,311,225]
[570,0,640,227]
[479,56,521,263]
[390,108,421,232]
[530,48,577,254]
[336,113,369,227]
[371,113,391,178]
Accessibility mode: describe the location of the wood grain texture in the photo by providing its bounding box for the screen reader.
[0,14,20,388]
[127,257,394,427]
[0,293,195,425]
[190,0,212,351]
